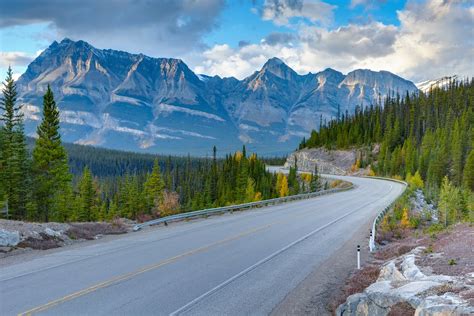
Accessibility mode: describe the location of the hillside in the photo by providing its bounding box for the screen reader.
[298,79,473,208]
[16,39,418,155]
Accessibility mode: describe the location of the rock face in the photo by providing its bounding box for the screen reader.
[17,38,418,155]
[336,247,474,316]
[0,229,20,246]
[284,148,357,175]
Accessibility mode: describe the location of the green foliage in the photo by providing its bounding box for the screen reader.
[301,79,473,228]
[406,171,424,190]
[438,176,464,226]
[0,67,29,219]
[144,159,165,215]
[31,86,73,222]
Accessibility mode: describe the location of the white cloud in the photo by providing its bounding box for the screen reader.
[195,0,473,82]
[261,0,336,26]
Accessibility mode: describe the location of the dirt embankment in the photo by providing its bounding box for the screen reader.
[0,219,133,258]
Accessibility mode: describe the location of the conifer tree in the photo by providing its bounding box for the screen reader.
[464,150,474,191]
[144,159,165,215]
[310,164,320,192]
[0,67,28,219]
[77,167,96,221]
[31,85,72,221]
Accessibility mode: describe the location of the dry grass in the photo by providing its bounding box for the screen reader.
[328,265,380,313]
[373,243,418,260]
[17,232,62,250]
[66,222,127,240]
[387,302,415,316]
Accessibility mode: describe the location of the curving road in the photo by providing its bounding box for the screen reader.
[0,175,404,315]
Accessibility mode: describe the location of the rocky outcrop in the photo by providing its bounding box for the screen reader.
[284,148,357,175]
[0,229,20,246]
[336,247,474,316]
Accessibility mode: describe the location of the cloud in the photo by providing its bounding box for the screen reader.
[262,32,296,46]
[0,51,36,68]
[196,0,473,82]
[350,0,386,9]
[0,0,225,57]
[261,0,336,26]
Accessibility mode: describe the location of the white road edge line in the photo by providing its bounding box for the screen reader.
[169,193,395,316]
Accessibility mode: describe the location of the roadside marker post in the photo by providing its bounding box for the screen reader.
[357,245,361,269]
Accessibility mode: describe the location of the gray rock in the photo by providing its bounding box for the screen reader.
[284,148,357,175]
[0,229,20,246]
[44,227,61,238]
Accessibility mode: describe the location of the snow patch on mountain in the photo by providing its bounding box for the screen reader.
[416,75,457,93]
[155,103,226,122]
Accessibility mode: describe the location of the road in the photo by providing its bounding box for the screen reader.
[0,175,405,315]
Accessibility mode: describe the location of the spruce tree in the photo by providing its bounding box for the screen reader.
[144,159,164,215]
[0,67,28,219]
[31,85,72,221]
[77,167,95,221]
[464,150,474,191]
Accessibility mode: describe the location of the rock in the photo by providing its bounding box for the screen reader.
[0,246,12,253]
[284,148,357,175]
[0,229,20,246]
[402,254,426,280]
[378,261,406,282]
[44,227,61,238]
[415,293,474,315]
[337,247,473,316]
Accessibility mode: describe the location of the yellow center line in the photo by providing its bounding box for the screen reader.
[18,220,281,316]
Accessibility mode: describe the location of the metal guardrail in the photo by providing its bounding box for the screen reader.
[133,184,354,231]
[367,177,408,252]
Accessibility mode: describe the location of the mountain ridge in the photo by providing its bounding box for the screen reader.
[16,39,418,155]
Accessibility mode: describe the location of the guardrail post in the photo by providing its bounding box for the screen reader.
[357,245,361,269]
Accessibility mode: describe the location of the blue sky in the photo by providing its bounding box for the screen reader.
[0,0,472,82]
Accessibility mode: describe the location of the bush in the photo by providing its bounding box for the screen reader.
[406,171,424,189]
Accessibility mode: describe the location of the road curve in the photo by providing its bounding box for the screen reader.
[0,176,404,315]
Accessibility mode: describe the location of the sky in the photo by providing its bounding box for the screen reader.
[0,0,472,82]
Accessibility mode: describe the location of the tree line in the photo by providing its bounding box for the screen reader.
[300,79,473,224]
[0,68,318,222]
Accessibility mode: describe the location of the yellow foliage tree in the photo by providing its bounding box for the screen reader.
[234,151,243,162]
[254,191,262,201]
[279,175,289,197]
[276,172,284,193]
[400,207,410,228]
[368,166,376,176]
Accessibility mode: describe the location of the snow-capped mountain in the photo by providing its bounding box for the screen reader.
[416,75,458,93]
[17,39,418,155]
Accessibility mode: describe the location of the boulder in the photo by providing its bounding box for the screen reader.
[0,229,20,246]
[336,247,473,316]
[44,227,61,238]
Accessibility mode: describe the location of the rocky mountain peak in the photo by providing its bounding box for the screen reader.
[16,39,419,155]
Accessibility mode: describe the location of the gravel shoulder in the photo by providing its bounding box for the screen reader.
[271,215,373,315]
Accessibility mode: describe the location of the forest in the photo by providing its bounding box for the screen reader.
[0,68,314,223]
[300,79,473,224]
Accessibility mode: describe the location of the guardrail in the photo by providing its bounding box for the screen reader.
[133,184,354,231]
[366,176,408,252]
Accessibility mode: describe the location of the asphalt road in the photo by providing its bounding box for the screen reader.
[0,175,405,315]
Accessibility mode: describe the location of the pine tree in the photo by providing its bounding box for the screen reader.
[0,67,28,219]
[464,150,474,191]
[310,164,320,192]
[144,159,165,215]
[31,85,72,221]
[77,167,96,221]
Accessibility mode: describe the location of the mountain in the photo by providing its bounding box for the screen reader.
[416,75,457,93]
[16,39,418,155]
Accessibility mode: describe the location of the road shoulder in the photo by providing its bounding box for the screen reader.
[271,218,373,316]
